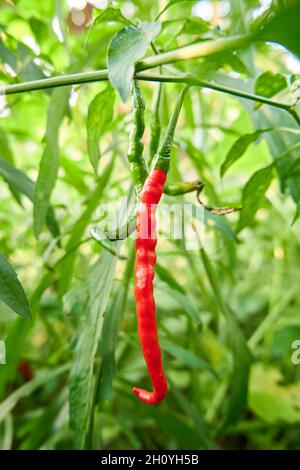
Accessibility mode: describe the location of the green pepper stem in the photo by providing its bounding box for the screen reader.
[149,82,163,166]
[154,85,189,172]
[127,80,148,194]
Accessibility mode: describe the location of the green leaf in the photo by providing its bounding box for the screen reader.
[33,87,70,238]
[170,383,216,449]
[180,16,211,35]
[238,165,274,232]
[87,86,115,174]
[168,0,195,3]
[108,22,161,101]
[69,250,119,449]
[0,157,60,239]
[94,7,130,26]
[0,40,17,71]
[290,74,300,103]
[0,127,13,163]
[84,8,130,48]
[254,71,287,108]
[161,0,196,14]
[0,253,32,319]
[249,364,300,424]
[225,307,252,426]
[162,340,218,379]
[200,248,252,426]
[58,158,114,296]
[0,365,69,424]
[96,245,134,403]
[159,285,202,327]
[199,52,250,77]
[96,286,125,403]
[0,157,33,199]
[260,2,300,60]
[220,129,271,177]
[281,156,300,180]
[292,203,300,225]
[247,91,300,205]
[156,262,185,293]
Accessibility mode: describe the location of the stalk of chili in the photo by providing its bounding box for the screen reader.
[127,80,148,195]
[133,85,188,404]
[148,81,162,167]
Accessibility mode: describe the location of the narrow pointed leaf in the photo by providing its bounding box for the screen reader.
[69,250,118,448]
[0,253,32,319]
[238,165,273,232]
[33,87,70,237]
[220,129,271,177]
[0,157,60,239]
[0,127,13,163]
[162,340,218,379]
[87,86,115,173]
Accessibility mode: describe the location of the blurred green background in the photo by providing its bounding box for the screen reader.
[0,0,300,450]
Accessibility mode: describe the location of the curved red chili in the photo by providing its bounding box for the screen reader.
[132,85,188,405]
[133,168,168,404]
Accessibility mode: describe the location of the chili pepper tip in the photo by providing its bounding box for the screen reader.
[132,387,166,405]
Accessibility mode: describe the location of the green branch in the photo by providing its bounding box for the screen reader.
[0,32,298,126]
[1,34,251,95]
[137,73,300,127]
[1,70,297,124]
[0,69,108,95]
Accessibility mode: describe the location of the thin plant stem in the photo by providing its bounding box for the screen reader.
[1,70,298,125]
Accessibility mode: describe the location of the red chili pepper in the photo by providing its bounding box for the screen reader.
[133,168,168,404]
[132,85,188,404]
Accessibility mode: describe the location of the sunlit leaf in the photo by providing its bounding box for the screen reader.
[220,129,271,177]
[254,71,287,108]
[93,7,130,26]
[249,364,300,424]
[84,7,131,47]
[159,0,197,18]
[108,22,161,101]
